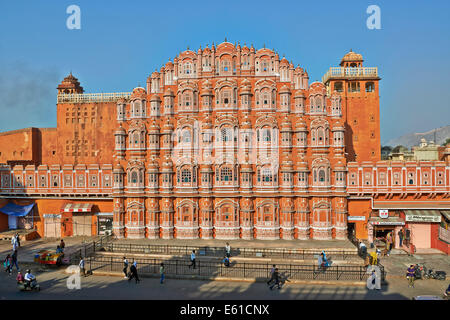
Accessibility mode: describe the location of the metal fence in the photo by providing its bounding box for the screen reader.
[87,255,384,282]
[68,234,113,264]
[103,243,360,261]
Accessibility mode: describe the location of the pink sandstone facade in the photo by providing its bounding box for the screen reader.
[0,41,449,252]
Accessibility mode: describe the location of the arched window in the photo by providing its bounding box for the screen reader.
[220,167,233,181]
[262,128,271,142]
[131,171,138,184]
[319,170,325,182]
[221,60,230,72]
[221,128,232,142]
[262,168,273,182]
[183,62,192,75]
[181,169,191,182]
[182,129,191,143]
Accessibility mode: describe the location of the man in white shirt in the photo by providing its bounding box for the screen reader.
[225,243,231,258]
[24,269,36,288]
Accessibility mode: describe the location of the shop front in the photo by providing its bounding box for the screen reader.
[367,208,405,248]
[61,203,95,237]
[402,210,442,250]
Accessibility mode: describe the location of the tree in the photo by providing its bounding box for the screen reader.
[392,145,406,153]
[444,137,450,146]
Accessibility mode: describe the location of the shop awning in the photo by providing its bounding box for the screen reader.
[440,210,450,221]
[0,202,34,217]
[61,203,93,213]
[404,210,441,223]
[370,217,405,226]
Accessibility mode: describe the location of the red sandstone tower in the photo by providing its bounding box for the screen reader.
[322,50,381,162]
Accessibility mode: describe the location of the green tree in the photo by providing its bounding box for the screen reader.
[444,137,450,146]
[392,145,406,153]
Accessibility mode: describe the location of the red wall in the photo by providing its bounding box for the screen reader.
[431,223,450,254]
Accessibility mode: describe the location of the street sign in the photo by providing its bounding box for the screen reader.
[379,210,389,219]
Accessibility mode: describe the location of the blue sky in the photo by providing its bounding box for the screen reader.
[0,0,449,144]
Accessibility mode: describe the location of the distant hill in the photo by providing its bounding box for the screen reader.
[385,125,450,148]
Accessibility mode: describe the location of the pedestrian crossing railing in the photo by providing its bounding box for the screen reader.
[102,243,360,261]
[67,234,114,264]
[85,255,385,282]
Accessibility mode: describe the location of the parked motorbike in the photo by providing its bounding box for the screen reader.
[422,264,446,280]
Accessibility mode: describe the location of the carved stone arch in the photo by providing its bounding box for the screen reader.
[215,198,239,210]
[255,114,277,129]
[310,117,329,130]
[176,198,199,209]
[126,200,145,210]
[214,79,238,90]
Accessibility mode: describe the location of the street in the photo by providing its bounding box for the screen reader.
[1,266,448,300]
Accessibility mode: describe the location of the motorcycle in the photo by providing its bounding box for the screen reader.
[422,264,446,280]
[17,280,40,292]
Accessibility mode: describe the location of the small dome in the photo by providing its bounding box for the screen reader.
[163,88,174,97]
[150,94,161,102]
[149,120,160,131]
[295,118,307,130]
[279,85,290,94]
[115,124,126,135]
[113,162,124,172]
[131,87,147,100]
[162,118,174,131]
[340,50,363,66]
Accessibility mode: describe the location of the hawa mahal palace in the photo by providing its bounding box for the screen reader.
[0,41,449,253]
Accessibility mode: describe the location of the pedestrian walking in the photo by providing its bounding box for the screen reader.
[225,242,231,258]
[160,263,165,284]
[407,264,415,288]
[79,257,86,277]
[267,265,276,285]
[269,268,281,290]
[123,256,129,278]
[11,249,19,272]
[15,233,20,248]
[405,229,410,247]
[60,239,65,253]
[128,261,140,283]
[11,236,18,252]
[188,250,196,269]
[385,234,391,257]
[3,254,12,275]
[398,229,404,247]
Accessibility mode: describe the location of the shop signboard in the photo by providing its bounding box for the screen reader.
[372,221,405,226]
[348,216,366,221]
[405,215,441,223]
[379,210,389,219]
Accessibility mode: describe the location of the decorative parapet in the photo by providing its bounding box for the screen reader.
[57,92,132,104]
[322,67,379,83]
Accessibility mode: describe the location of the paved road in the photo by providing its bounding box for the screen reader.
[1,266,448,300]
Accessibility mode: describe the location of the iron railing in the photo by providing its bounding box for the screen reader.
[103,243,359,260]
[68,234,114,264]
[87,255,384,282]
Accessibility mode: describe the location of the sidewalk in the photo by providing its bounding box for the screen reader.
[0,236,102,263]
[113,238,358,252]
